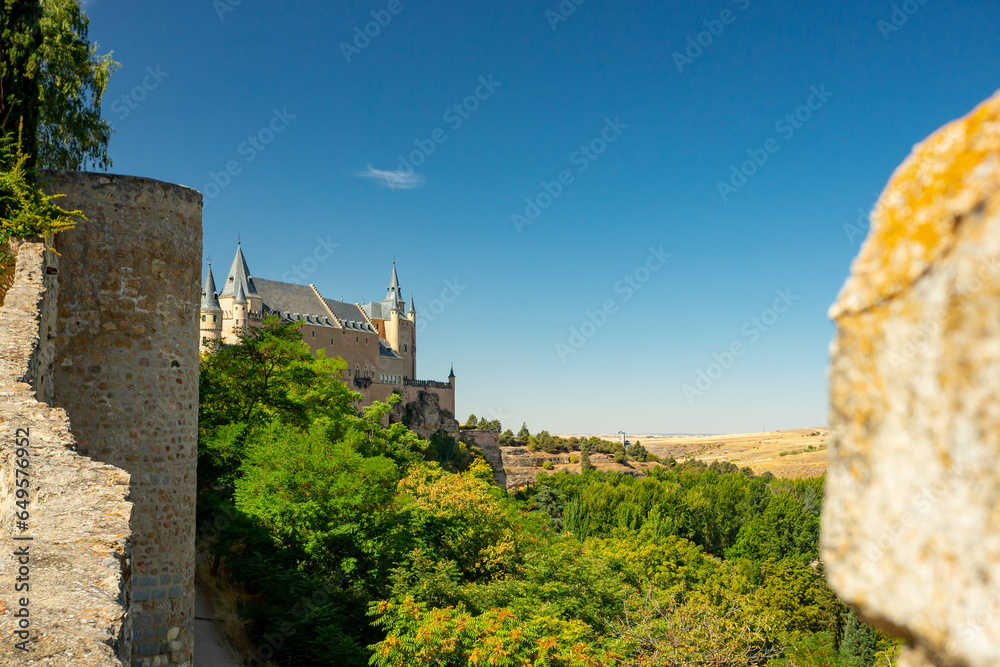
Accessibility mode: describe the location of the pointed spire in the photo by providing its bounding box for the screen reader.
[386,261,402,304]
[201,262,222,312]
[234,282,247,305]
[448,364,455,379]
[408,294,416,315]
[219,242,259,299]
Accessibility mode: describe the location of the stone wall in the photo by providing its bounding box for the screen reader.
[46,172,202,667]
[823,92,1000,667]
[370,380,455,419]
[0,240,133,665]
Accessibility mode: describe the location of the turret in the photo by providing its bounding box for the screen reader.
[408,295,417,377]
[200,262,223,351]
[386,261,404,310]
[233,283,248,328]
[219,240,263,340]
[385,262,404,352]
[449,364,456,389]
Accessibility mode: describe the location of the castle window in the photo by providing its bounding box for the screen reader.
[202,315,206,322]
[331,338,334,345]
[356,336,359,343]
[311,330,315,338]
[366,337,369,344]
[213,315,217,322]
[403,344,407,352]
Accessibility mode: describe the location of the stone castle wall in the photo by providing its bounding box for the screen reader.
[46,173,202,667]
[0,240,133,666]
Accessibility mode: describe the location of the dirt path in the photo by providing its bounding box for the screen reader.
[194,583,242,667]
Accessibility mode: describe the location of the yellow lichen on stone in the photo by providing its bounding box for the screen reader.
[832,90,1000,317]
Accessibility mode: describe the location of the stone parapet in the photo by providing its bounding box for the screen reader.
[0,241,132,666]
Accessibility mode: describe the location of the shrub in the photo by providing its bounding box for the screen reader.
[0,129,81,265]
[568,456,578,464]
[542,461,553,470]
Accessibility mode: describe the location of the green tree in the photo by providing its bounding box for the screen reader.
[200,316,356,433]
[536,430,556,453]
[481,418,501,432]
[751,558,834,634]
[517,422,530,443]
[36,0,118,170]
[840,610,877,667]
[499,428,514,446]
[464,413,478,428]
[2,0,118,172]
[726,495,820,565]
[580,441,594,471]
[397,466,521,580]
[429,429,471,472]
[233,422,401,582]
[1,0,43,169]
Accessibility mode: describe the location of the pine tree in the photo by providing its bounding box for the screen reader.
[464,414,478,428]
[580,441,594,471]
[517,422,530,443]
[840,609,877,667]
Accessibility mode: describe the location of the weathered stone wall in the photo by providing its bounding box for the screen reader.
[0,241,133,666]
[823,92,1000,667]
[46,173,202,667]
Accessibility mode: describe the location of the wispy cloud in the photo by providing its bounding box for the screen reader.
[358,165,425,190]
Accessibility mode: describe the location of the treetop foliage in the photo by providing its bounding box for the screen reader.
[197,319,890,666]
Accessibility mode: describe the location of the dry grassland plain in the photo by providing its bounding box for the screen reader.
[562,429,828,479]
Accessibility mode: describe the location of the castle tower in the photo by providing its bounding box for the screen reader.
[449,364,456,390]
[219,241,263,341]
[233,282,248,328]
[385,262,404,352]
[200,262,223,350]
[49,172,202,666]
[387,261,404,310]
[408,295,417,377]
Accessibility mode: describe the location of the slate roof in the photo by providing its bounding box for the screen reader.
[323,298,373,331]
[219,244,260,299]
[201,266,222,312]
[253,278,380,331]
[362,300,394,320]
[234,282,247,304]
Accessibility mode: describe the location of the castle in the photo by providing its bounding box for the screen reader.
[199,243,456,413]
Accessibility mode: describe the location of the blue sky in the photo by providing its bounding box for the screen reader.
[87,0,1000,434]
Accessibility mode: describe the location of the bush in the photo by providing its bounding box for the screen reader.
[0,130,81,265]
[568,456,578,464]
[542,461,553,470]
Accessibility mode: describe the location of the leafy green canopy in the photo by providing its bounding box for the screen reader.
[1,0,118,173]
[198,320,895,666]
[1,0,43,167]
